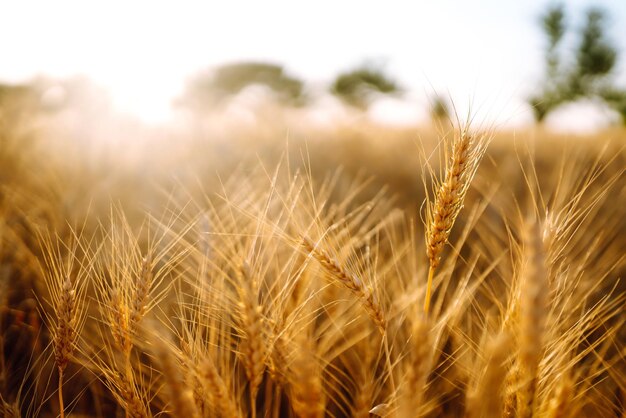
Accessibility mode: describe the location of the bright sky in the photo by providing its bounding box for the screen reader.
[1,0,625,127]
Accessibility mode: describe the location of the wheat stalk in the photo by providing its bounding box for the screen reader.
[96,243,156,418]
[236,261,266,416]
[302,236,386,334]
[424,128,489,314]
[39,232,86,418]
[517,219,549,418]
[197,354,242,418]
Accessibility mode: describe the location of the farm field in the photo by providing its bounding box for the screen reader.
[0,112,625,417]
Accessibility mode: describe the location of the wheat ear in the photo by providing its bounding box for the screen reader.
[39,231,86,418]
[466,332,511,418]
[116,371,150,418]
[51,276,80,418]
[157,344,199,418]
[197,354,242,418]
[546,375,573,418]
[102,252,154,418]
[109,288,132,355]
[424,129,488,314]
[0,398,20,418]
[302,236,386,334]
[110,253,153,354]
[267,322,290,387]
[518,220,549,418]
[130,255,152,328]
[288,338,325,418]
[237,262,266,416]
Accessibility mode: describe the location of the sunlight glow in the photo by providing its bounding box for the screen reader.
[1,0,624,127]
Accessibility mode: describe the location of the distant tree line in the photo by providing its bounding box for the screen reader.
[2,4,624,126]
[177,61,403,112]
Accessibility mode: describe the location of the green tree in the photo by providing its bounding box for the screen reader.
[575,10,617,78]
[330,64,401,110]
[429,94,451,124]
[529,4,568,121]
[179,62,306,111]
[543,4,565,79]
[598,87,626,124]
[529,5,626,124]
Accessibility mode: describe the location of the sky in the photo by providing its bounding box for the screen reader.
[1,0,625,128]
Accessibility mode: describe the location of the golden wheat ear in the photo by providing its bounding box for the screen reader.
[195,353,243,418]
[38,232,88,418]
[423,127,490,315]
[0,397,20,418]
[155,342,200,418]
[302,235,386,334]
[287,334,326,418]
[545,374,573,418]
[235,261,267,410]
[466,332,511,418]
[517,218,549,418]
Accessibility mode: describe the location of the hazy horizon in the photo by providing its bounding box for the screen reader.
[2,0,625,131]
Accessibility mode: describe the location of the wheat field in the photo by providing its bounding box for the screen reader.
[0,113,625,418]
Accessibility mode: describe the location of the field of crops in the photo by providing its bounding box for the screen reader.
[1,112,625,417]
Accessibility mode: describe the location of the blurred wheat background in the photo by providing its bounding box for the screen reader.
[1,1,625,417]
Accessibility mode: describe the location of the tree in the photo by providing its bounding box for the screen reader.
[178,62,306,112]
[529,4,568,121]
[529,5,626,124]
[575,10,617,78]
[542,3,565,80]
[599,87,626,123]
[330,64,401,110]
[429,94,451,123]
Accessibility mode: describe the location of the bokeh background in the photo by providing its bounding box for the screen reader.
[1,2,626,417]
[1,0,625,132]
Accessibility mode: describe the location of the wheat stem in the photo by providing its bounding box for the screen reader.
[58,369,65,418]
[424,266,435,314]
[424,129,488,314]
